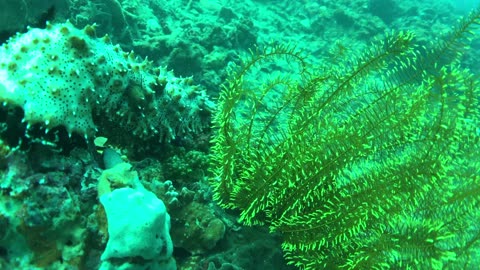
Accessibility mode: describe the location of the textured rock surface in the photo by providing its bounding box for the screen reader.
[0,21,212,143]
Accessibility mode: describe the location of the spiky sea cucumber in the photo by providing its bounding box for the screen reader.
[0,21,212,144]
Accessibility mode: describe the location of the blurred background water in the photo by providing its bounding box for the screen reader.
[455,0,480,13]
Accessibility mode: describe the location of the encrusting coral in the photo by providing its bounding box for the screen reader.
[0,21,212,145]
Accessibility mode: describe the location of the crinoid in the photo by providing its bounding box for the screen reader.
[210,8,480,269]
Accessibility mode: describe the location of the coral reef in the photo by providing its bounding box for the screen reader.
[1,1,478,270]
[171,198,226,255]
[1,0,467,96]
[0,146,95,269]
[0,144,219,269]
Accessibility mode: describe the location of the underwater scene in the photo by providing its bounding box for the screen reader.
[0,0,480,269]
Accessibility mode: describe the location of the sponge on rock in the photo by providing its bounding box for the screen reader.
[99,187,176,270]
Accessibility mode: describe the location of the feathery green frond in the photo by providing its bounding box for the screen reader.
[210,8,480,269]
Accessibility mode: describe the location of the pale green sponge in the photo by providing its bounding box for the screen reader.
[100,187,176,270]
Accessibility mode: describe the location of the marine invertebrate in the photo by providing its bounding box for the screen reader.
[96,148,176,269]
[210,9,480,269]
[0,21,212,146]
